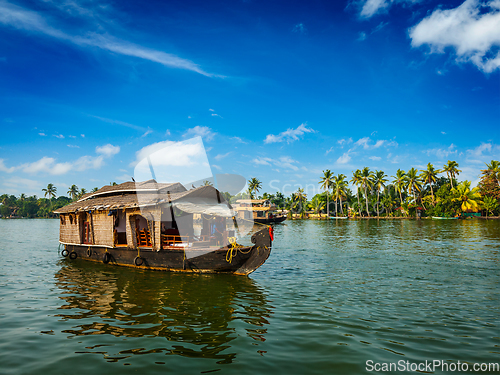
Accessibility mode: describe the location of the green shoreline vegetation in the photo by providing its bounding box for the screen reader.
[245,160,500,219]
[1,161,499,219]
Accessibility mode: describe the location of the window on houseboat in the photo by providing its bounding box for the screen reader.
[256,211,265,217]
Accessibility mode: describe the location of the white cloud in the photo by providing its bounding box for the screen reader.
[292,23,306,34]
[336,152,352,164]
[81,134,85,138]
[96,144,120,157]
[355,137,371,149]
[183,126,216,141]
[337,138,353,147]
[38,132,46,136]
[0,1,220,77]
[357,0,421,18]
[68,135,76,138]
[214,152,230,160]
[410,0,500,73]
[21,157,73,175]
[231,136,246,143]
[466,142,500,162]
[2,177,41,195]
[357,31,367,41]
[90,115,145,131]
[209,109,215,112]
[54,134,64,139]
[18,144,119,175]
[211,113,223,118]
[354,136,395,150]
[264,123,315,144]
[212,164,222,170]
[369,156,382,161]
[67,144,80,148]
[132,137,212,185]
[0,159,16,173]
[141,129,153,137]
[325,147,334,155]
[424,143,458,159]
[252,156,299,171]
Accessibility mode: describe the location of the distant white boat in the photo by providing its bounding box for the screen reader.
[329,216,348,219]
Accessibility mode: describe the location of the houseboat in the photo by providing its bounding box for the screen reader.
[54,180,273,275]
[233,199,287,224]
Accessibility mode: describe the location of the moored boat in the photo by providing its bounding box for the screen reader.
[54,180,273,275]
[233,199,287,224]
[431,216,459,220]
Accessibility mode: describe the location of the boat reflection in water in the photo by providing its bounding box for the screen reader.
[54,261,273,365]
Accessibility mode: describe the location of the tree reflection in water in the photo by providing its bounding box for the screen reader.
[54,262,273,365]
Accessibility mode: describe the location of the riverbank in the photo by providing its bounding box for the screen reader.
[290,214,500,220]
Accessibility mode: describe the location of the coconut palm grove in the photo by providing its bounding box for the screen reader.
[2,160,498,219]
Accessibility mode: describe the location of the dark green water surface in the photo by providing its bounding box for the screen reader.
[0,219,499,374]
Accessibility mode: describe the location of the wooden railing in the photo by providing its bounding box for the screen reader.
[136,229,152,247]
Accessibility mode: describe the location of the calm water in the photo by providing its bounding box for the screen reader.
[0,219,499,374]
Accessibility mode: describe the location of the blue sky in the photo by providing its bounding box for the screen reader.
[0,0,499,197]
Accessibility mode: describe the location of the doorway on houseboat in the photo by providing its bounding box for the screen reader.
[114,210,127,246]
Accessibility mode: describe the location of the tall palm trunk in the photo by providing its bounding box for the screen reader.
[340,196,343,214]
[335,195,338,216]
[364,185,370,217]
[357,188,361,216]
[377,189,380,217]
[429,180,435,206]
[326,191,329,217]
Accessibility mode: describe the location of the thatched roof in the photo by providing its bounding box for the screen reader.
[54,181,229,214]
[78,179,186,202]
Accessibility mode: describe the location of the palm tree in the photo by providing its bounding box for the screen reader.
[333,174,348,215]
[483,160,500,187]
[442,160,461,188]
[420,163,440,206]
[67,185,79,200]
[360,167,375,217]
[350,169,363,217]
[452,181,482,212]
[78,188,87,199]
[91,187,99,193]
[482,196,499,218]
[19,193,26,201]
[202,180,213,186]
[319,169,334,217]
[293,188,307,218]
[405,168,422,203]
[247,178,262,199]
[373,170,388,216]
[42,184,57,200]
[309,196,325,218]
[392,169,406,207]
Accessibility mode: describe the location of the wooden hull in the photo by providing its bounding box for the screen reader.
[61,244,271,276]
[254,216,287,224]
